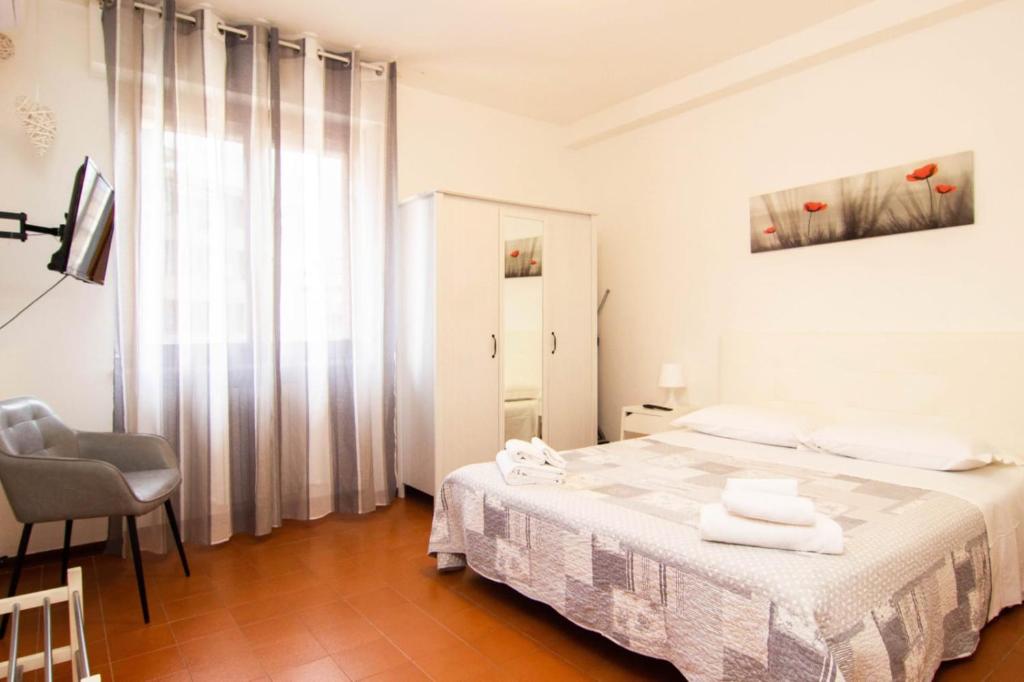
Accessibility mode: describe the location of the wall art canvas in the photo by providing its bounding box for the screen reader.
[505,237,542,278]
[750,151,974,253]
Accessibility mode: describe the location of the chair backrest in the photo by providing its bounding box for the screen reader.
[0,397,78,459]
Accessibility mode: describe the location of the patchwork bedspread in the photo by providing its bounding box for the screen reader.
[428,437,991,681]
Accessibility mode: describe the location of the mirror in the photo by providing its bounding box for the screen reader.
[502,215,544,442]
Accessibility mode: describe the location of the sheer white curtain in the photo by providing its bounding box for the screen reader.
[103,0,398,547]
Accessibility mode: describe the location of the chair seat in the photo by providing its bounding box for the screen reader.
[123,469,181,504]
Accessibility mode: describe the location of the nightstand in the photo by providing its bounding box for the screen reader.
[620,404,695,440]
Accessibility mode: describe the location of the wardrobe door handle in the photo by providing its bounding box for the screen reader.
[491,334,497,359]
[551,331,557,354]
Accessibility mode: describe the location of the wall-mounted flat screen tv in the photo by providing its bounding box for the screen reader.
[47,156,115,285]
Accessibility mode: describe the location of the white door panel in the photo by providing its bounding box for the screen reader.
[434,196,502,491]
[543,213,596,450]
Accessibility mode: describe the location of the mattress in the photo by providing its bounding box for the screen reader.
[428,430,1024,681]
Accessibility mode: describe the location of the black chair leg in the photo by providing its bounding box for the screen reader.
[59,519,73,586]
[1,523,33,638]
[125,516,150,624]
[164,500,190,577]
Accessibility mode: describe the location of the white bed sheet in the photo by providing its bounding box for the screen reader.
[650,429,1024,620]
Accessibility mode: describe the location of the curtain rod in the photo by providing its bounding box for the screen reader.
[131,2,386,75]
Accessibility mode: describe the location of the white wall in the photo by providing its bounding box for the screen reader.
[0,0,113,555]
[577,0,1024,437]
[398,83,584,210]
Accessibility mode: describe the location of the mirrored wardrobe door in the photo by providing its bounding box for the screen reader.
[500,213,545,443]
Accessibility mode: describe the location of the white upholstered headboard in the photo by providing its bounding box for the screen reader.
[719,332,1024,457]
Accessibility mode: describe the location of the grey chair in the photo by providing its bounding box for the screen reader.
[0,397,189,635]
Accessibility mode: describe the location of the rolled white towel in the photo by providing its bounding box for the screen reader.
[531,437,567,469]
[699,503,843,555]
[721,489,816,526]
[505,439,546,466]
[496,450,565,486]
[724,477,799,496]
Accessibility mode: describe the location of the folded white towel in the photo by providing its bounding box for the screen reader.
[531,437,567,469]
[505,438,566,469]
[505,439,546,466]
[699,503,843,555]
[496,450,565,486]
[721,489,816,526]
[724,477,799,496]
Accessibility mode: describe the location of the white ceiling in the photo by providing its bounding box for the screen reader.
[202,0,875,124]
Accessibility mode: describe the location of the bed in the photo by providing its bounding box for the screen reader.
[428,332,1024,681]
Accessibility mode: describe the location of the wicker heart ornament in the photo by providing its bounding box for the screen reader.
[14,95,56,155]
[0,33,13,60]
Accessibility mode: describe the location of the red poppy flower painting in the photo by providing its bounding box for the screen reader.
[802,201,828,234]
[905,163,938,182]
[905,162,942,221]
[934,184,958,223]
[749,151,973,253]
[504,238,542,278]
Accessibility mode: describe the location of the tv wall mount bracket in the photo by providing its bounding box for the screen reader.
[0,210,64,241]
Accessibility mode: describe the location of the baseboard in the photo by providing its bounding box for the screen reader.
[403,485,434,502]
[0,540,107,569]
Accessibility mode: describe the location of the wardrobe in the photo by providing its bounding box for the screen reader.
[397,191,597,495]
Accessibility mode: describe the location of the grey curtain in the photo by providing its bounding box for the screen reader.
[102,0,398,548]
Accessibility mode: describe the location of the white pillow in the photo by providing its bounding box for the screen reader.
[671,404,814,448]
[801,420,993,471]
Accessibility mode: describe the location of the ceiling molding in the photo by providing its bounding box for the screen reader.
[565,0,1004,149]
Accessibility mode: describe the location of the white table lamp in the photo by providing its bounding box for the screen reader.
[658,363,686,408]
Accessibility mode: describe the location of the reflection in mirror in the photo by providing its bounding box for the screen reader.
[502,216,544,441]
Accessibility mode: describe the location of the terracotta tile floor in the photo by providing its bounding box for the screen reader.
[2,493,1023,681]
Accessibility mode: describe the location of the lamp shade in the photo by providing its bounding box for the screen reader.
[658,363,686,389]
